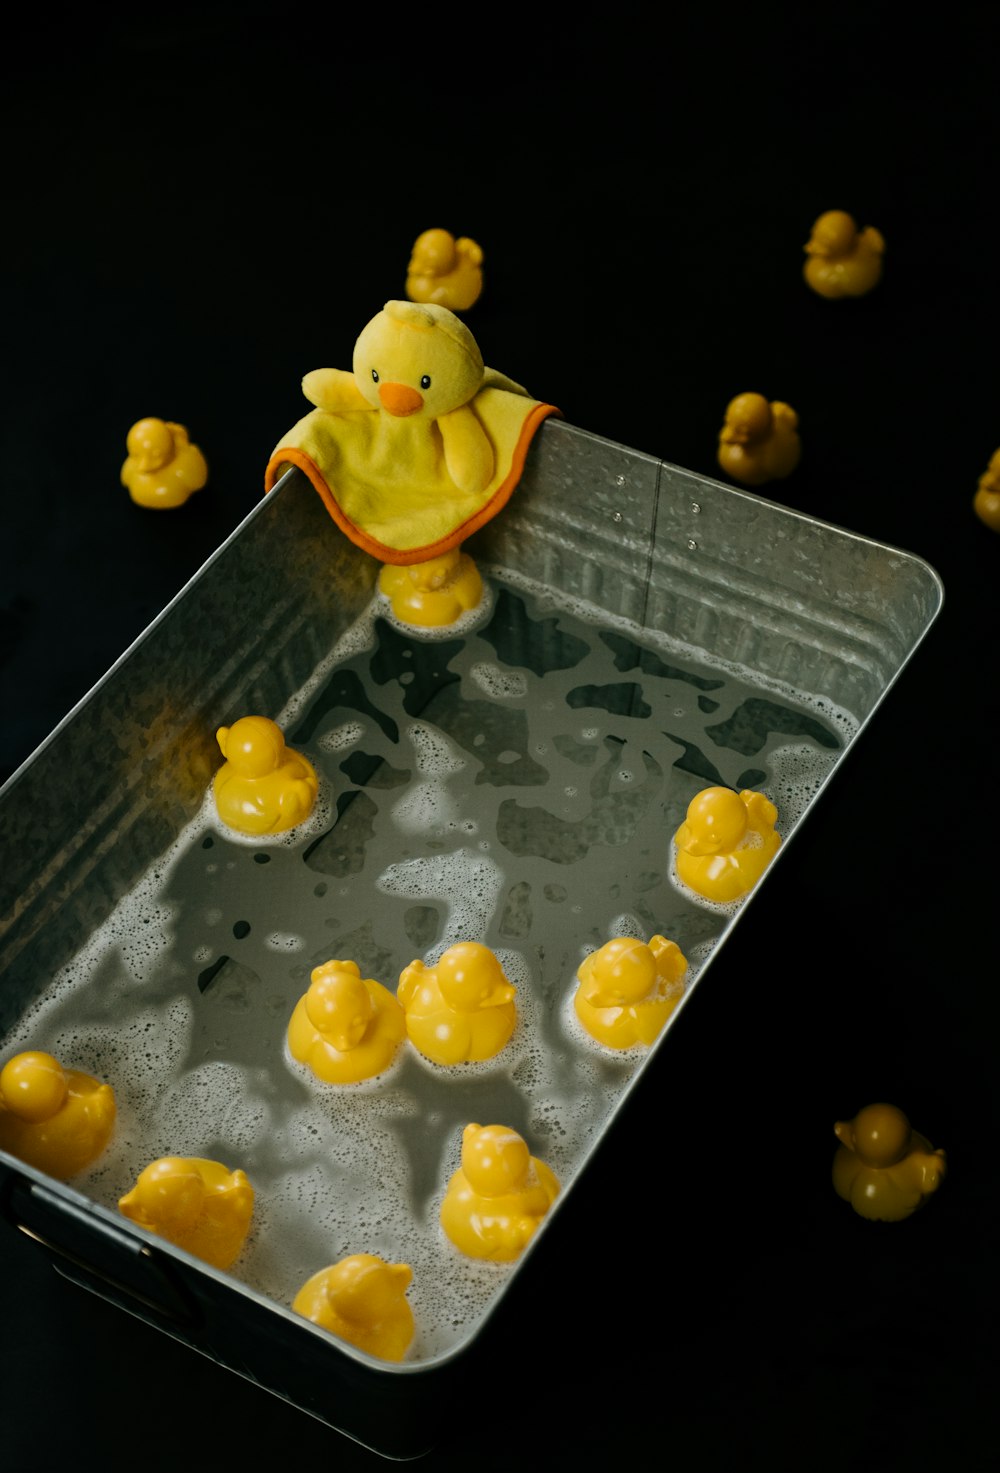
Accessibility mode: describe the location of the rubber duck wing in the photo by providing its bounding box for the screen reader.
[302,368,371,412]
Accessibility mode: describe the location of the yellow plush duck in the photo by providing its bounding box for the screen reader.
[804,209,885,299]
[832,1103,946,1222]
[574,934,688,1050]
[119,1155,254,1269]
[287,959,406,1084]
[121,417,208,508]
[292,1253,415,1362]
[439,1123,560,1262]
[405,227,484,312]
[213,715,318,836]
[717,392,801,487]
[397,941,517,1066]
[264,300,559,570]
[0,1049,116,1180]
[674,785,781,903]
[973,447,1000,532]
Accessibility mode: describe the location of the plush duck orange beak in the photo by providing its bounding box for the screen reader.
[379,382,424,416]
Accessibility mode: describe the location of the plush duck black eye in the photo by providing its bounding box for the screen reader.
[371,369,379,384]
[420,374,431,389]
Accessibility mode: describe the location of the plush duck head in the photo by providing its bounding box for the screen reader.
[304,961,376,1053]
[351,300,484,420]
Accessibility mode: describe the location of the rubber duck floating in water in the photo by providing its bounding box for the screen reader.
[803,209,885,299]
[263,300,559,582]
[121,417,208,508]
[119,1155,255,1269]
[213,715,318,836]
[832,1103,946,1222]
[574,934,688,1050]
[718,392,801,487]
[292,1253,416,1362]
[397,941,517,1066]
[674,785,781,903]
[405,227,484,312]
[440,1123,560,1262]
[973,447,1000,532]
[0,1050,116,1179]
[377,546,485,629]
[287,959,405,1084]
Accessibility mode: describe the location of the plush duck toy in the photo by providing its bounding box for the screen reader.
[717,392,801,487]
[118,1155,254,1269]
[803,210,885,299]
[292,1253,415,1361]
[0,1049,116,1180]
[121,417,208,508]
[213,715,318,836]
[264,300,559,568]
[832,1103,947,1222]
[674,785,781,903]
[574,934,688,1050]
[973,447,1000,532]
[405,227,484,312]
[397,941,517,1066]
[439,1123,560,1262]
[287,959,406,1084]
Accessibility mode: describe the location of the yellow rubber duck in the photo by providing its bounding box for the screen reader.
[397,942,517,1066]
[118,1155,254,1269]
[574,934,688,1049]
[0,1050,116,1180]
[213,715,319,836]
[718,392,801,487]
[674,785,781,903]
[287,959,406,1084]
[292,1253,415,1361]
[405,227,484,312]
[803,209,885,299]
[833,1103,947,1222]
[377,545,485,628]
[120,417,208,508]
[439,1123,560,1262]
[973,447,1000,532]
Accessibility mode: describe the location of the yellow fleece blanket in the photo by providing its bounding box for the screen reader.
[264,390,560,565]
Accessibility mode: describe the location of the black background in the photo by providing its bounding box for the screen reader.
[2,5,998,1470]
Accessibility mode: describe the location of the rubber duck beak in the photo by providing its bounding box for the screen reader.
[379,382,424,417]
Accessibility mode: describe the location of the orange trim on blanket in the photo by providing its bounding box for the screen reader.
[264,402,561,566]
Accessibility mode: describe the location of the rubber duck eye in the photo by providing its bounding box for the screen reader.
[420,375,431,389]
[371,369,379,384]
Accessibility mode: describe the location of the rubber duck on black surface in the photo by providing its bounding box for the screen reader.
[405,227,484,312]
[832,1103,946,1222]
[718,392,801,487]
[803,209,885,299]
[121,417,208,508]
[974,447,1000,531]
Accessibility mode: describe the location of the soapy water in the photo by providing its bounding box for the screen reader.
[4,572,856,1364]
